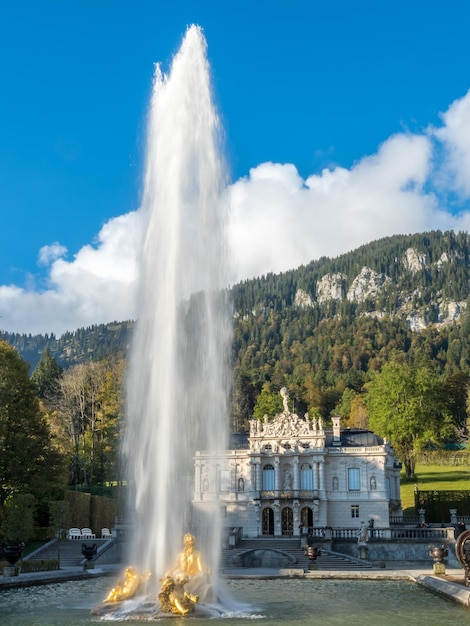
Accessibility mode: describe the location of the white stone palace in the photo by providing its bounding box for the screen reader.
[193,389,402,537]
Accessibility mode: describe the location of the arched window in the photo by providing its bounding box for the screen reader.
[300,463,313,490]
[262,507,274,535]
[263,464,275,490]
[264,444,272,452]
[300,507,313,530]
[281,507,294,535]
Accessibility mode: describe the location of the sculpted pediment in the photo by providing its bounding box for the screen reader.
[257,412,313,437]
[249,388,325,445]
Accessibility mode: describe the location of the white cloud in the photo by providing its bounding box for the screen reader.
[3,91,470,336]
[0,212,142,336]
[228,132,454,282]
[38,242,67,266]
[434,89,470,198]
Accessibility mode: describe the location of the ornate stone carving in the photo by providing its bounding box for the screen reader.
[250,412,313,438]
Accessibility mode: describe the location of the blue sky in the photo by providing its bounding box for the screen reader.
[2,0,470,335]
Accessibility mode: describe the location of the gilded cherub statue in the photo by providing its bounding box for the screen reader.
[158,573,199,615]
[173,532,206,577]
[158,532,213,614]
[103,567,151,603]
[104,567,140,602]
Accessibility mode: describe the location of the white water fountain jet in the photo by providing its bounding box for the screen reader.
[124,24,231,600]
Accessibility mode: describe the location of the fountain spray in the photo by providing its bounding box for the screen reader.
[124,24,231,593]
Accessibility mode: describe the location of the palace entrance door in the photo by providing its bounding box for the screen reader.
[262,507,274,535]
[281,507,293,535]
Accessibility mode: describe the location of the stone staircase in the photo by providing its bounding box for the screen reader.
[222,537,373,571]
[25,539,110,567]
[315,550,373,570]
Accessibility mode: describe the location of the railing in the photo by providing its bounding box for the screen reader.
[328,446,384,454]
[390,516,420,525]
[390,527,450,540]
[331,528,358,539]
[328,527,455,540]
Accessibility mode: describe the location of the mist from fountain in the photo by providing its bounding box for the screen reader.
[123,24,231,600]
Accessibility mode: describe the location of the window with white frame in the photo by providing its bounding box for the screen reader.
[351,505,360,518]
[348,467,360,491]
[219,469,230,492]
[300,463,313,490]
[263,464,275,490]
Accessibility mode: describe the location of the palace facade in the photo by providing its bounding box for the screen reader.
[193,395,402,538]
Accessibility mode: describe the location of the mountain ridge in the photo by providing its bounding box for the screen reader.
[2,230,470,378]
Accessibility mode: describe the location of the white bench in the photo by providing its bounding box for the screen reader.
[81,527,96,539]
[101,527,112,539]
[68,528,82,540]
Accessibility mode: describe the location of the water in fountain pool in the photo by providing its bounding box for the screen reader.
[0,577,468,625]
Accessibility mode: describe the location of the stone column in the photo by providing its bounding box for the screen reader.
[274,501,281,536]
[250,461,256,492]
[313,461,318,491]
[274,457,280,491]
[293,501,300,535]
[293,457,300,491]
[256,461,263,492]
[319,461,325,491]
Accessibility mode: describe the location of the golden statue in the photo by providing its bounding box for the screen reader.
[158,532,213,614]
[104,567,151,603]
[97,534,210,617]
[173,533,206,578]
[158,573,199,615]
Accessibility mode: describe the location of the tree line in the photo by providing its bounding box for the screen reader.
[0,342,126,543]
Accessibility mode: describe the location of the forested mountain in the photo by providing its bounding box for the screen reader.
[3,230,470,428]
[1,321,133,373]
[229,230,470,426]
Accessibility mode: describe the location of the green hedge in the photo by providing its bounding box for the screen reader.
[415,489,470,520]
[64,491,117,534]
[0,559,59,572]
[21,559,60,572]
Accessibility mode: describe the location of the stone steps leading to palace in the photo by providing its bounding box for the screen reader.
[222,538,373,570]
[25,539,109,567]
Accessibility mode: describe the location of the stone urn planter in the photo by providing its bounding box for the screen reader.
[82,543,97,569]
[429,544,448,575]
[304,544,321,570]
[429,544,448,563]
[2,542,25,576]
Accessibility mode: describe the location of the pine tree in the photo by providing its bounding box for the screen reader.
[31,348,63,398]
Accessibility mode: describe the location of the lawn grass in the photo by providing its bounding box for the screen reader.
[400,464,470,512]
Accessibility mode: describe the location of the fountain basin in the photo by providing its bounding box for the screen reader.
[0,576,469,625]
